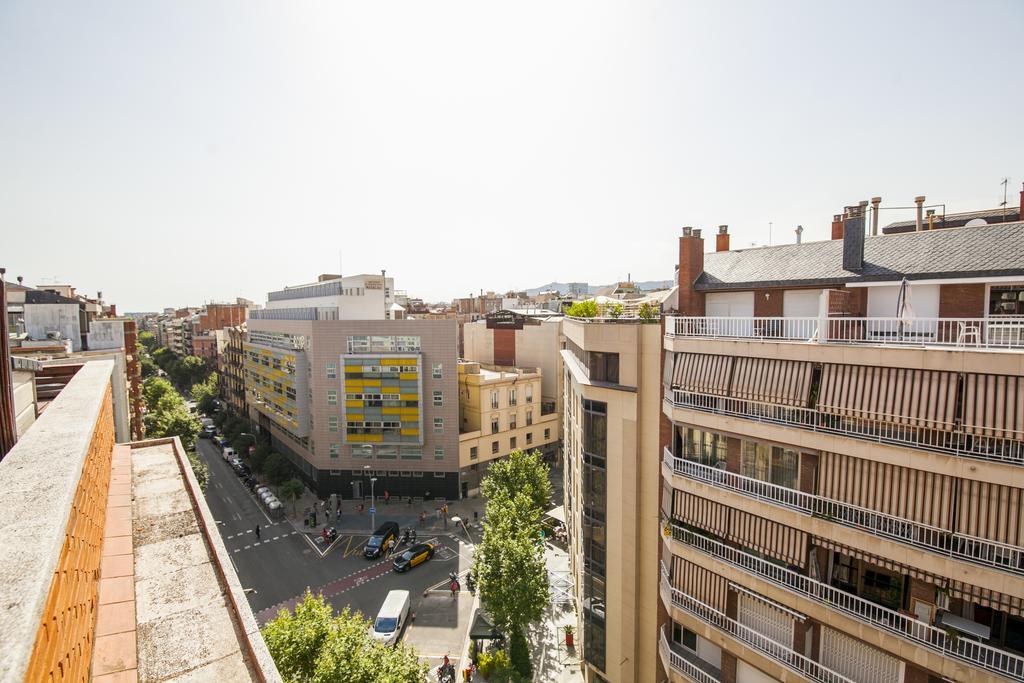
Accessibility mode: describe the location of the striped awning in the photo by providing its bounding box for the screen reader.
[957,479,1024,548]
[962,374,1024,440]
[817,451,954,530]
[948,580,1024,618]
[672,353,733,397]
[730,357,813,407]
[670,556,729,613]
[817,364,957,430]
[814,538,930,581]
[672,490,807,568]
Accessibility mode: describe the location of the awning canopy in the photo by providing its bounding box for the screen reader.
[469,610,502,641]
[545,505,566,524]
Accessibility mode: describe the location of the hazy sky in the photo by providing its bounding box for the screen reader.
[2,1,1022,311]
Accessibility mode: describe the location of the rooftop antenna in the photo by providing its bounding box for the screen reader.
[768,222,773,246]
[1001,177,1009,221]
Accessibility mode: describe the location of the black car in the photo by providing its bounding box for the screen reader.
[233,462,251,477]
[201,425,217,439]
[364,521,400,559]
[392,542,435,572]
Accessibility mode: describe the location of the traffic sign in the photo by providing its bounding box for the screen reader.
[369,506,376,514]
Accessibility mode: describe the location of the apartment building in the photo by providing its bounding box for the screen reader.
[457,361,559,498]
[658,214,1024,682]
[561,316,664,683]
[219,324,248,418]
[245,277,460,498]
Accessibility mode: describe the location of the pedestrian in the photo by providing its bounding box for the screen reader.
[425,489,431,501]
[384,490,390,505]
[408,495,413,507]
[419,511,426,527]
[255,524,261,540]
[450,579,459,597]
[336,506,342,521]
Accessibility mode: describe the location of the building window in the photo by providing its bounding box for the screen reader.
[328,416,338,432]
[433,417,444,433]
[433,390,443,407]
[509,414,517,430]
[400,446,421,460]
[544,428,550,440]
[434,472,446,478]
[510,436,517,449]
[741,441,799,489]
[329,443,339,459]
[434,446,444,460]
[589,351,619,384]
[326,362,337,379]
[681,427,727,468]
[327,390,337,406]
[581,398,608,672]
[509,389,517,406]
[432,363,443,379]
[526,432,533,445]
[491,416,500,434]
[490,391,499,409]
[470,446,478,460]
[492,441,499,454]
[526,384,533,403]
[526,410,533,426]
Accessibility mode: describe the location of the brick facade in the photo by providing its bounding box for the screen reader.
[752,289,783,317]
[677,233,706,316]
[938,283,985,319]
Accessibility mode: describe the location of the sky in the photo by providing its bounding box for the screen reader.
[2,1,1023,312]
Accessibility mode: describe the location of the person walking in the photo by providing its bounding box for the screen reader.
[384,489,390,505]
[255,524,261,540]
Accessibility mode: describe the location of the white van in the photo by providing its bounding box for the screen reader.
[222,446,236,460]
[369,590,411,646]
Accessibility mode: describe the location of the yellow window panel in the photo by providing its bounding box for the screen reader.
[345,400,363,408]
[362,379,381,387]
[382,407,402,415]
[399,408,419,416]
[399,373,418,381]
[347,413,363,421]
[400,428,419,436]
[400,393,419,401]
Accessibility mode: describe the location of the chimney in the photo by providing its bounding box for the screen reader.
[16,276,23,285]
[1019,183,1023,220]
[926,209,936,230]
[914,195,925,231]
[795,225,803,244]
[842,204,866,272]
[678,227,706,315]
[831,214,844,240]
[870,196,881,235]
[716,225,730,252]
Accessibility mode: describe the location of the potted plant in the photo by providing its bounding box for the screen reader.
[563,624,575,648]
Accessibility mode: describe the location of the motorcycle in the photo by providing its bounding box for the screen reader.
[436,662,455,683]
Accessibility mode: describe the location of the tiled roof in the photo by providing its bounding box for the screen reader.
[24,290,80,305]
[882,206,1021,231]
[694,221,1024,291]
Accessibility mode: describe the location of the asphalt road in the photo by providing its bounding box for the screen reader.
[193,438,469,627]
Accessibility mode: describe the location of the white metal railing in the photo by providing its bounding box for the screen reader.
[666,390,1024,465]
[662,449,1024,574]
[659,626,720,683]
[658,563,856,683]
[664,522,1024,681]
[666,316,1024,350]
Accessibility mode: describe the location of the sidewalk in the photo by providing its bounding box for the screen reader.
[527,542,584,683]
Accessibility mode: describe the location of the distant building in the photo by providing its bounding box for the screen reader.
[218,324,248,418]
[457,361,559,497]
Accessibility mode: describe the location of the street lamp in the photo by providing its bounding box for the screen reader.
[363,465,377,531]
[451,515,473,544]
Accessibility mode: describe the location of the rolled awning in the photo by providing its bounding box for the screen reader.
[672,353,733,397]
[962,373,1024,440]
[730,357,813,407]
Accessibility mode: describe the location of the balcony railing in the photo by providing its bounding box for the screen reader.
[658,563,856,683]
[664,522,1024,681]
[659,626,720,683]
[666,389,1024,465]
[666,315,1024,350]
[663,449,1024,574]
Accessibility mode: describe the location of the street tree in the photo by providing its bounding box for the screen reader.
[263,451,292,485]
[262,591,426,683]
[138,330,157,352]
[480,448,551,513]
[191,372,219,414]
[279,478,305,515]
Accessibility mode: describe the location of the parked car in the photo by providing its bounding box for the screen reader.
[202,425,216,438]
[369,590,411,646]
[213,436,228,448]
[266,500,282,514]
[392,542,435,573]
[364,522,400,559]
[259,490,277,504]
[254,486,269,497]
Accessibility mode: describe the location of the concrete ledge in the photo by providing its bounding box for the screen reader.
[0,360,115,683]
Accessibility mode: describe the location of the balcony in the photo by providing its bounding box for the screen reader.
[658,626,720,683]
[663,449,1024,575]
[665,389,1024,465]
[666,315,1024,350]
[663,521,1024,681]
[658,564,856,683]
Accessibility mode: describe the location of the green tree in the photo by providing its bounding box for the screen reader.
[152,346,175,370]
[143,377,175,408]
[138,330,157,352]
[565,299,599,318]
[145,401,200,449]
[638,301,659,320]
[249,443,271,473]
[262,591,426,683]
[140,354,159,379]
[605,302,624,319]
[473,494,549,664]
[191,372,219,414]
[480,449,552,513]
[264,451,292,485]
[185,450,209,490]
[279,478,305,515]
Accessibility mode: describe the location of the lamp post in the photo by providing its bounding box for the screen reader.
[451,515,473,544]
[364,465,376,531]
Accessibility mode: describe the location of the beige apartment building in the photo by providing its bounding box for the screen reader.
[457,361,559,497]
[561,316,664,683]
[658,212,1024,682]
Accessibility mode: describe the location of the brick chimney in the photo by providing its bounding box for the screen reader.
[678,227,706,315]
[1019,182,1023,220]
[716,225,730,252]
[831,214,844,240]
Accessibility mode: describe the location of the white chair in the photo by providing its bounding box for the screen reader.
[956,321,980,347]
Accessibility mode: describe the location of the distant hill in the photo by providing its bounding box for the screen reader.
[523,280,672,296]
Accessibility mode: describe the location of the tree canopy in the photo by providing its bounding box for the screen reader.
[480,449,552,512]
[565,299,599,318]
[262,591,426,683]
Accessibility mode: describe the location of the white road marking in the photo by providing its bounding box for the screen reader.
[244,545,251,550]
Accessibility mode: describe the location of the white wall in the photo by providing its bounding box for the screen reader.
[737,660,778,683]
[783,289,822,318]
[706,291,755,317]
[24,303,82,351]
[87,319,126,351]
